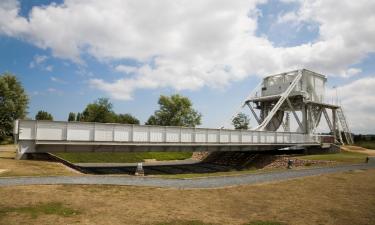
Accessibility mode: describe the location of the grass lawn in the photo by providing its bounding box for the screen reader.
[0,145,77,177]
[54,152,193,163]
[295,150,368,163]
[0,169,374,225]
[355,141,375,150]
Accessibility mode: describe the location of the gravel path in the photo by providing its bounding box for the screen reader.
[0,163,374,189]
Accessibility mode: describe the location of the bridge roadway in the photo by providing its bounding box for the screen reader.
[14,120,324,159]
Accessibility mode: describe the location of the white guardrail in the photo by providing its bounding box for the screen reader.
[15,120,319,144]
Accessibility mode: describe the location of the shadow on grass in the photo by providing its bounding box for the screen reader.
[0,202,80,219]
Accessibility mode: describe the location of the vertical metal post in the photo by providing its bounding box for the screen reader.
[205,129,208,143]
[130,124,134,142]
[34,120,38,140]
[163,126,167,142]
[147,126,151,142]
[192,128,196,143]
[112,125,115,142]
[274,131,277,143]
[179,127,182,143]
[93,123,96,141]
[239,130,243,143]
[302,104,308,134]
[332,108,337,142]
[65,121,69,141]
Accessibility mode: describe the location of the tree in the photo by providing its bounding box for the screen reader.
[68,112,76,121]
[0,73,29,140]
[76,112,82,121]
[35,110,53,120]
[81,98,117,123]
[146,94,201,127]
[116,113,140,124]
[232,113,250,130]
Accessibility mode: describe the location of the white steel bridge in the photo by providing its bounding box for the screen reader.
[14,120,327,159]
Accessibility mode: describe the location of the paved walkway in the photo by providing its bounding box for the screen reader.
[0,163,374,189]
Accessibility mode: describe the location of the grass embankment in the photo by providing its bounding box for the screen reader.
[1,169,374,225]
[355,141,375,150]
[54,152,192,163]
[0,145,76,177]
[295,150,368,163]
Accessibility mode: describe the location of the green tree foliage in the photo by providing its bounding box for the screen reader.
[35,110,54,120]
[0,73,29,139]
[146,94,201,127]
[68,112,76,121]
[116,113,140,124]
[81,98,116,123]
[232,113,250,130]
[76,112,82,121]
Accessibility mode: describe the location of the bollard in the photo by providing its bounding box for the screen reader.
[135,162,145,176]
[287,159,293,169]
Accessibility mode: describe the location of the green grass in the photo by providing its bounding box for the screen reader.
[355,141,375,150]
[296,151,367,163]
[54,152,193,163]
[0,202,79,219]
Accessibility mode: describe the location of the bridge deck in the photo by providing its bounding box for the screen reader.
[15,120,323,158]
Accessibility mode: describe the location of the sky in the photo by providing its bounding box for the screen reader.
[0,0,374,134]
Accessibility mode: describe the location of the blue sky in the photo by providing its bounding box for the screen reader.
[0,0,374,133]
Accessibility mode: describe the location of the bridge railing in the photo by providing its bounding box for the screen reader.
[15,120,319,144]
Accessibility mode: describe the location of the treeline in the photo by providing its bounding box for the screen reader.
[66,98,140,124]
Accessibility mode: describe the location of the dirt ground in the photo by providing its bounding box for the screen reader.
[1,169,374,225]
[0,145,78,177]
[342,145,375,156]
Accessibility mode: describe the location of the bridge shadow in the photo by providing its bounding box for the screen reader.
[74,150,305,175]
[77,162,240,175]
[28,150,305,175]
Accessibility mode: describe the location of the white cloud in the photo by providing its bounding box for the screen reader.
[29,54,48,68]
[50,76,67,84]
[1,0,375,101]
[115,65,138,74]
[326,77,375,134]
[29,54,53,71]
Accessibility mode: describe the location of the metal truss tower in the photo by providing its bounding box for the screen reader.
[241,69,353,145]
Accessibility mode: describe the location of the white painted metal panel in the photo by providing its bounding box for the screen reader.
[195,130,206,142]
[114,125,131,142]
[166,128,180,142]
[149,127,163,142]
[207,131,218,143]
[37,121,65,140]
[133,126,148,142]
[67,123,94,141]
[253,132,259,143]
[230,132,239,142]
[95,124,114,141]
[266,132,274,143]
[220,131,230,143]
[241,132,252,142]
[18,120,35,140]
[181,129,193,142]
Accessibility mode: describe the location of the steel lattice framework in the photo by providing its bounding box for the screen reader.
[238,69,353,144]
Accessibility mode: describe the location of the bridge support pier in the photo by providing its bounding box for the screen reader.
[15,141,36,160]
